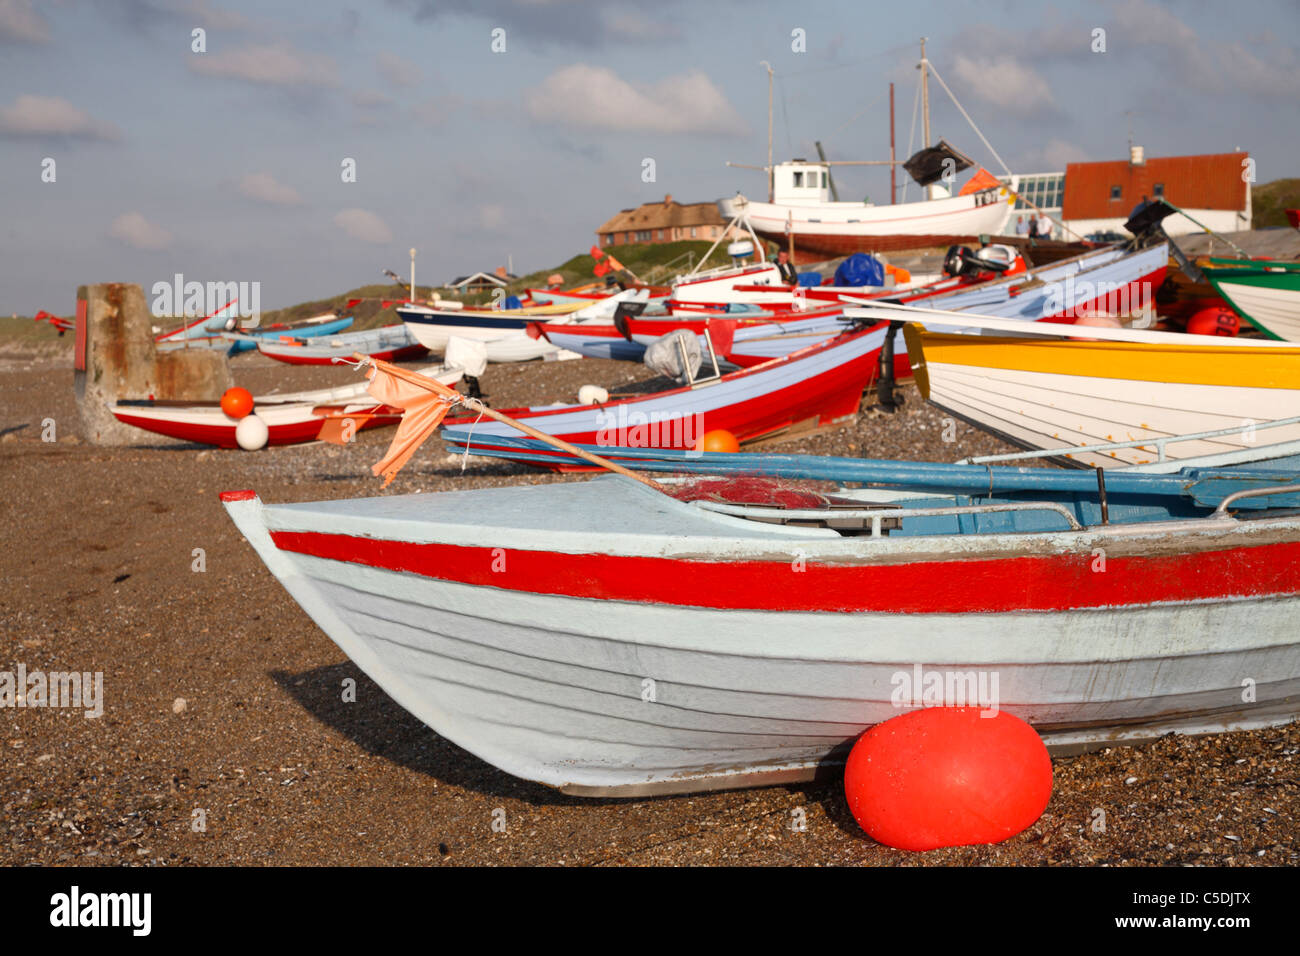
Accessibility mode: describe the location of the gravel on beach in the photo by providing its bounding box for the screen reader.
[2,344,1296,867]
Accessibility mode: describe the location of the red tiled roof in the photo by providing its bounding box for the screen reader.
[1062,152,1249,220]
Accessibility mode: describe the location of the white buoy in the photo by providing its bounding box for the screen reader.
[577,384,609,405]
[235,412,269,450]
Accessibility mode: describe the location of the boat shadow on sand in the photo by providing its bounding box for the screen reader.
[268,662,858,826]
[269,663,622,806]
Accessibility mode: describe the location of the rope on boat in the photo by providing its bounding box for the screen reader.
[459,410,485,474]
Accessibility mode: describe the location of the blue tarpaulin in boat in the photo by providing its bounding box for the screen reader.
[797,272,822,287]
[504,295,522,310]
[833,253,884,287]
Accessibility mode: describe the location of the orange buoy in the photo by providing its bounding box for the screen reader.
[1186,305,1240,337]
[844,707,1052,851]
[694,429,740,453]
[220,387,254,419]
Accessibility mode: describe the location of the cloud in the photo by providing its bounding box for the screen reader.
[109,212,172,251]
[599,9,681,43]
[334,208,393,243]
[525,65,746,135]
[392,0,691,47]
[412,94,462,126]
[185,0,252,30]
[238,172,303,205]
[1105,0,1299,99]
[1020,138,1090,173]
[190,43,338,88]
[377,50,421,88]
[352,89,393,109]
[950,56,1056,113]
[479,204,506,231]
[0,0,49,43]
[96,0,252,33]
[0,94,120,140]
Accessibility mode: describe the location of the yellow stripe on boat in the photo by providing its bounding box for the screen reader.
[914,333,1300,389]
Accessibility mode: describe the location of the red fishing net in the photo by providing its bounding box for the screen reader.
[668,476,839,509]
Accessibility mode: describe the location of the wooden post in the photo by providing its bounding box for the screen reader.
[76,283,233,445]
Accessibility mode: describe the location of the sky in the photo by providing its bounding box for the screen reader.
[1,0,1297,314]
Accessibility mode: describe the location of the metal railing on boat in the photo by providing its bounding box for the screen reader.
[957,416,1300,469]
[1213,484,1300,518]
[692,499,1083,537]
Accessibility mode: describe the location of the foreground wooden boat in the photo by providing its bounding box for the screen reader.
[222,464,1300,795]
[1202,258,1300,341]
[884,310,1300,469]
[111,364,463,448]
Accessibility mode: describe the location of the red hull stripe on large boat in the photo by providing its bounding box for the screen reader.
[267,531,1300,613]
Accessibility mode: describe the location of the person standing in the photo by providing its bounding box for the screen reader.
[775,249,798,285]
[1015,215,1029,236]
[1036,212,1053,239]
[1027,215,1039,238]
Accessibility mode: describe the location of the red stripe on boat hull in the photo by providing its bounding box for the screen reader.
[263,344,429,365]
[268,531,1300,614]
[111,409,401,448]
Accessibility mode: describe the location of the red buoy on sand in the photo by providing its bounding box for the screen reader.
[844,707,1052,851]
[220,387,254,420]
[1186,305,1240,337]
[695,429,740,453]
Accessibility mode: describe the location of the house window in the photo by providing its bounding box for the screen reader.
[1153,183,1165,197]
[793,171,803,187]
[604,234,613,245]
[690,227,697,238]
[658,229,664,240]
[1110,185,1122,200]
[822,172,828,188]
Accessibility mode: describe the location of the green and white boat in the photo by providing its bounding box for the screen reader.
[1203,257,1300,341]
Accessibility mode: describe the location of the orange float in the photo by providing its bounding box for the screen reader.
[1186,305,1240,337]
[220,387,254,419]
[694,429,740,453]
[844,707,1052,851]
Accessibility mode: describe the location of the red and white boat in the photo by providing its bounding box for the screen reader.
[718,157,1016,260]
[221,462,1300,795]
[110,364,463,448]
[257,324,428,365]
[444,323,891,460]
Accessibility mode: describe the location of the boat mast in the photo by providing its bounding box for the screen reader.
[919,37,932,200]
[889,82,896,204]
[761,61,774,201]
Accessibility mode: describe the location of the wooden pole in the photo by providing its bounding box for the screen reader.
[920,38,931,201]
[889,82,896,205]
[355,354,672,493]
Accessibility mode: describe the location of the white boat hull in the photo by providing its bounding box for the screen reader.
[224,480,1300,795]
[1215,279,1300,342]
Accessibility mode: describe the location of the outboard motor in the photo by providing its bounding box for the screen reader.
[971,244,1018,273]
[942,245,981,278]
[1126,198,1203,282]
[611,298,648,341]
